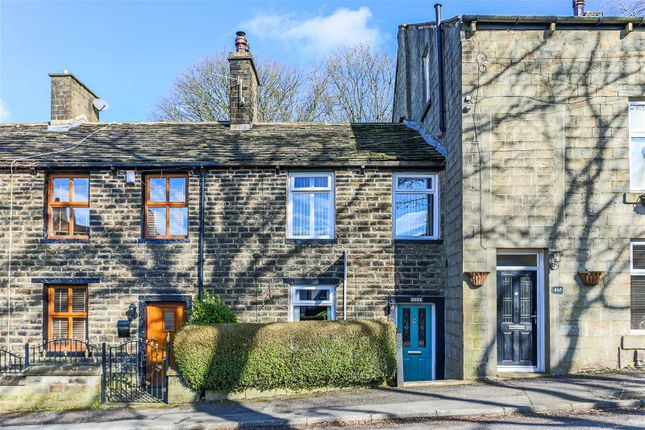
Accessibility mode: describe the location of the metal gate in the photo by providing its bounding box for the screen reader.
[102,339,169,403]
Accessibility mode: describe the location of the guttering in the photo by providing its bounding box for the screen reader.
[197,167,206,300]
[461,14,645,29]
[435,3,447,134]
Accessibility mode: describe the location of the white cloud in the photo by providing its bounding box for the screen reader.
[239,7,382,55]
[0,98,10,122]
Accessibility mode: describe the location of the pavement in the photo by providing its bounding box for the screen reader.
[0,372,643,429]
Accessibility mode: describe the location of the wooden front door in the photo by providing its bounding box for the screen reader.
[497,271,537,367]
[145,302,186,367]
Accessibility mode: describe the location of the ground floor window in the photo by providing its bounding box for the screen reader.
[47,285,88,348]
[289,285,335,321]
[631,241,645,331]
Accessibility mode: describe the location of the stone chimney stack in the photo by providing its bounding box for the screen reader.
[228,31,259,131]
[573,0,585,16]
[49,71,100,124]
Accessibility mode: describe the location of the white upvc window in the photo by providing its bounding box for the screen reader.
[422,48,431,103]
[630,241,645,332]
[287,173,335,239]
[629,101,645,191]
[289,285,336,322]
[392,173,440,240]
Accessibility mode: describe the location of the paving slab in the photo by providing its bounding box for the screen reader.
[0,372,642,429]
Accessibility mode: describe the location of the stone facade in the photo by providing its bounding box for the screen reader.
[0,167,444,350]
[394,16,645,378]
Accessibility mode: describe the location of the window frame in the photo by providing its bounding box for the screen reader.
[629,101,645,192]
[144,173,189,239]
[286,172,335,240]
[631,241,645,333]
[47,173,91,239]
[288,285,336,322]
[392,173,440,240]
[47,285,88,349]
[422,46,431,103]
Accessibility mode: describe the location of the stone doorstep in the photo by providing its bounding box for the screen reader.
[25,364,101,377]
[402,379,473,388]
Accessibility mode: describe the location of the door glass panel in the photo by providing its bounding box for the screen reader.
[520,275,532,324]
[402,308,411,347]
[501,276,513,323]
[418,308,426,347]
[497,254,537,267]
[163,310,175,332]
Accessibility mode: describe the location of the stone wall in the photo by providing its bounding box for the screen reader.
[394,18,645,378]
[0,167,443,350]
[459,26,645,376]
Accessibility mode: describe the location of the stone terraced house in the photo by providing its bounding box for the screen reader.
[1,3,645,388]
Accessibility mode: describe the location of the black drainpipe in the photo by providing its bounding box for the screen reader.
[435,3,446,133]
[197,167,206,300]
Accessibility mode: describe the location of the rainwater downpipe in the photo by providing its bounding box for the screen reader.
[343,250,348,320]
[435,3,447,133]
[197,167,206,300]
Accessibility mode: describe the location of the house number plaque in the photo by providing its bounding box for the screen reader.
[551,286,564,295]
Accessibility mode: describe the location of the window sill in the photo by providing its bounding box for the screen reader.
[40,238,90,244]
[286,238,337,245]
[394,238,443,244]
[138,238,191,244]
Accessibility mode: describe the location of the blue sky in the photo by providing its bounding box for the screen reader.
[0,0,606,123]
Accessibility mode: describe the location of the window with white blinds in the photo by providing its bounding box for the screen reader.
[629,101,645,191]
[393,173,440,240]
[631,242,645,331]
[47,286,88,346]
[287,173,334,239]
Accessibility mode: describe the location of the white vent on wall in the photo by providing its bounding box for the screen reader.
[629,101,645,191]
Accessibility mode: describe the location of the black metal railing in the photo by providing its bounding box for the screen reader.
[0,347,24,374]
[103,337,169,403]
[28,338,97,366]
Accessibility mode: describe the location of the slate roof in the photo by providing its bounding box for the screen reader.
[0,122,445,169]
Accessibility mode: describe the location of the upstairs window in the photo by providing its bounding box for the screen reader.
[289,285,335,321]
[393,173,440,240]
[287,173,334,239]
[629,101,645,191]
[47,285,88,349]
[631,241,645,331]
[422,47,431,103]
[144,174,188,238]
[47,174,90,239]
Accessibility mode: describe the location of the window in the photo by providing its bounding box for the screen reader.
[47,174,90,238]
[631,241,645,331]
[287,173,334,239]
[422,48,431,103]
[144,174,188,238]
[47,285,88,348]
[393,173,439,240]
[289,285,335,321]
[629,101,645,191]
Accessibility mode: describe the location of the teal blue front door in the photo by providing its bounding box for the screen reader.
[398,305,434,381]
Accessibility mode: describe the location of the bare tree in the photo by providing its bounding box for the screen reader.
[151,45,396,123]
[602,0,645,16]
[152,54,304,122]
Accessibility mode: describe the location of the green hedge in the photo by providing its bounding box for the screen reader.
[173,320,397,392]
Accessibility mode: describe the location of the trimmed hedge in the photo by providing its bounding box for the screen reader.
[187,292,238,325]
[173,320,397,392]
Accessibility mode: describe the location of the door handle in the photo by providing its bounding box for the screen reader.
[407,351,422,355]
